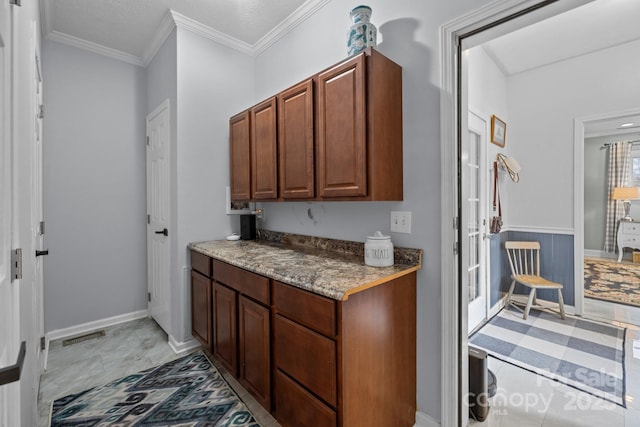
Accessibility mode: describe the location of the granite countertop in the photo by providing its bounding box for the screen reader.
[188,230,422,301]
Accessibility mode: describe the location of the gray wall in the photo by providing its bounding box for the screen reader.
[173,28,254,343]
[43,39,147,331]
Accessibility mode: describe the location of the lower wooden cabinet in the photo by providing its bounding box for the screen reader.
[275,369,336,427]
[239,295,271,410]
[213,282,237,375]
[191,253,416,427]
[190,270,212,350]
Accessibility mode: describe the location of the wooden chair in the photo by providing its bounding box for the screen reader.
[504,241,566,320]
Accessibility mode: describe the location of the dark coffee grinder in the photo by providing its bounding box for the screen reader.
[240,214,256,240]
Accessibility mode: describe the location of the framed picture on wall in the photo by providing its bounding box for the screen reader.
[491,115,506,147]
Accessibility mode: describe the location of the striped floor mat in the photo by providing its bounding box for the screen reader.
[469,307,626,406]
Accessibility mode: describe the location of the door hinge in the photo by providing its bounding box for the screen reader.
[40,337,46,351]
[9,0,21,6]
[38,105,44,119]
[148,292,151,302]
[453,241,460,256]
[453,216,459,230]
[146,136,149,146]
[11,248,22,281]
[39,220,45,235]
[147,214,150,224]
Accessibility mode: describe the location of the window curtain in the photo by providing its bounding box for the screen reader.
[604,141,632,252]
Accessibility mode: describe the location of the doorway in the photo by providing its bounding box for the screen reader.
[441,1,598,425]
[146,99,171,335]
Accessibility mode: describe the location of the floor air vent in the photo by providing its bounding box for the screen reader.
[62,330,105,346]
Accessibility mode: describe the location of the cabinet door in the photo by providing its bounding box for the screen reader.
[190,271,212,350]
[251,97,278,200]
[230,111,251,201]
[239,295,271,410]
[317,54,367,198]
[213,282,238,376]
[278,79,315,199]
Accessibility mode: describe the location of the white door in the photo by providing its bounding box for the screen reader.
[466,112,489,332]
[0,1,21,425]
[146,100,171,334]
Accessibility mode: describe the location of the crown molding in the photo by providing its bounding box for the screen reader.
[41,0,330,66]
[142,9,177,66]
[170,10,254,56]
[46,31,145,67]
[254,0,331,55]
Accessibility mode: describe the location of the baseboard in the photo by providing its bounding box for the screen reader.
[584,249,617,259]
[168,335,200,354]
[414,411,439,427]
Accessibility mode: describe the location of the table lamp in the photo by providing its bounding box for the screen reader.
[611,187,640,221]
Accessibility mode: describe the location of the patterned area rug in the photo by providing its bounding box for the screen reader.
[49,350,260,426]
[470,307,626,407]
[584,258,640,307]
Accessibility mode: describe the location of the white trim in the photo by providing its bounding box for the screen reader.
[414,411,440,427]
[168,335,200,354]
[141,10,176,67]
[45,309,149,343]
[45,31,145,67]
[253,0,332,55]
[170,11,254,56]
[584,249,616,259]
[503,225,575,235]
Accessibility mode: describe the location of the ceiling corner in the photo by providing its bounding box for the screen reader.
[170,10,254,56]
[142,9,178,66]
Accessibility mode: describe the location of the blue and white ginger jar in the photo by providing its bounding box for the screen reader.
[347,5,377,56]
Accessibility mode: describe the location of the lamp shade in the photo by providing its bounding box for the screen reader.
[611,187,640,200]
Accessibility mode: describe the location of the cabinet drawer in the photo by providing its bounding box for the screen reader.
[275,369,336,427]
[621,236,640,246]
[622,222,640,235]
[274,281,336,337]
[191,250,212,277]
[213,260,270,305]
[275,314,336,407]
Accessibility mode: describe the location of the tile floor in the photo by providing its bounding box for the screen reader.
[470,299,640,427]
[37,317,280,427]
[38,302,640,427]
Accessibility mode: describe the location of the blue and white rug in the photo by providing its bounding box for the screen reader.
[470,307,626,407]
[49,350,261,426]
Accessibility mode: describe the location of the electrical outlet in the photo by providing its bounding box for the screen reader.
[390,211,412,234]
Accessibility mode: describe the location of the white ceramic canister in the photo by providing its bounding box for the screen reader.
[364,231,394,267]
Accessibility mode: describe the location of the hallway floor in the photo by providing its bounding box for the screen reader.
[37,317,280,427]
[470,299,640,426]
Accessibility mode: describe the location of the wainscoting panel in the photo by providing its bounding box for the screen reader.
[489,230,575,307]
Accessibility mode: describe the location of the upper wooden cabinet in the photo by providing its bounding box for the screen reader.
[317,49,403,200]
[278,79,315,199]
[229,48,402,202]
[317,53,367,198]
[251,97,278,200]
[229,110,251,201]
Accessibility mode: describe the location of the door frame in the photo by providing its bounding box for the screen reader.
[439,0,593,424]
[572,106,640,317]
